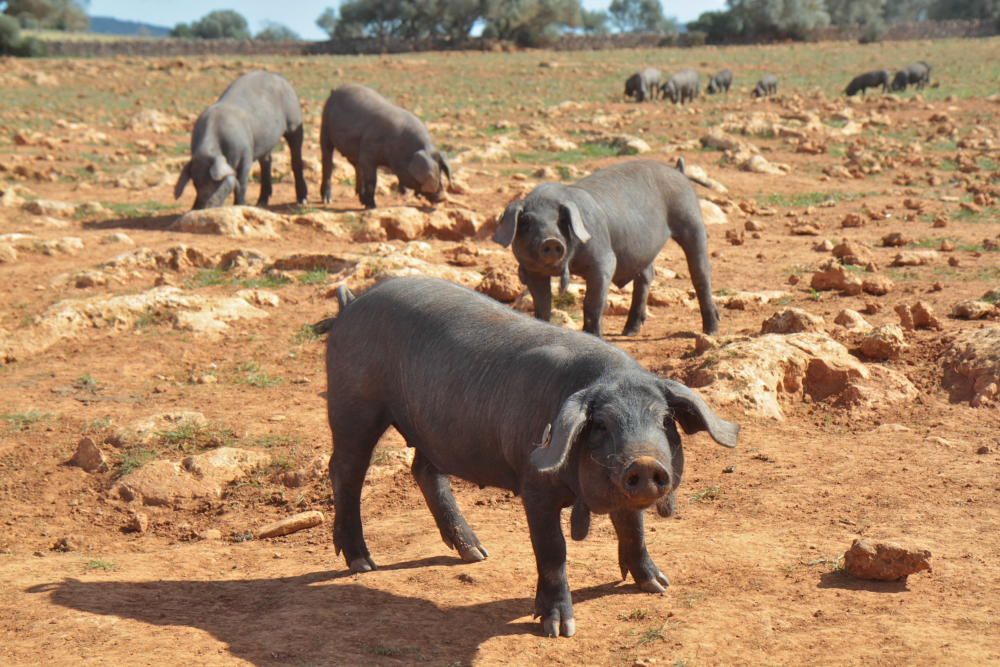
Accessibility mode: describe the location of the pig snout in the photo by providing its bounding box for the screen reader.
[539,237,566,264]
[619,456,671,506]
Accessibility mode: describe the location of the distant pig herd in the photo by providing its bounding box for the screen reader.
[166,55,928,637]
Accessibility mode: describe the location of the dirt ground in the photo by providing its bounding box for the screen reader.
[1,38,998,666]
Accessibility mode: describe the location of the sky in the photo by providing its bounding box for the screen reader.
[87,1,728,39]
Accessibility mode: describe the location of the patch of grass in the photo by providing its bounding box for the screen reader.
[157,421,235,452]
[238,275,292,289]
[298,269,329,286]
[88,416,113,431]
[514,141,618,165]
[938,158,958,172]
[232,530,254,543]
[955,206,998,222]
[759,192,840,208]
[483,124,515,136]
[234,361,283,388]
[827,144,846,158]
[888,269,921,282]
[691,486,721,502]
[636,626,666,646]
[134,307,172,330]
[619,608,649,622]
[804,555,845,572]
[808,288,822,302]
[976,267,1000,281]
[184,268,229,289]
[292,324,322,345]
[74,374,99,393]
[105,200,177,219]
[983,290,1000,305]
[553,291,577,308]
[86,559,116,571]
[114,448,157,479]
[248,434,299,449]
[1,410,51,430]
[978,157,997,171]
[930,139,957,152]
[909,237,946,249]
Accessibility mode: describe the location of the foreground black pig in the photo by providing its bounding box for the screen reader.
[845,69,890,96]
[494,159,721,337]
[314,277,739,638]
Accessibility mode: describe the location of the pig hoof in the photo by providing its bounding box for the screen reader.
[348,556,377,573]
[457,544,488,563]
[622,325,641,337]
[542,615,575,638]
[638,571,670,593]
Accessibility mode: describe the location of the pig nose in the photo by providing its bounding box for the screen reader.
[621,457,670,503]
[540,238,565,263]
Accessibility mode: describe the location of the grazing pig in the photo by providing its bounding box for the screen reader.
[175,71,307,210]
[706,68,733,95]
[494,159,721,337]
[314,277,739,638]
[624,68,663,102]
[845,69,890,96]
[320,83,451,209]
[752,74,778,98]
[891,61,931,92]
[661,69,700,104]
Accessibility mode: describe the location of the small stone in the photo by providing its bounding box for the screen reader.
[813,239,834,252]
[256,510,326,539]
[834,309,872,331]
[881,232,908,247]
[843,538,931,582]
[950,300,995,320]
[745,220,764,232]
[841,212,865,228]
[939,239,955,252]
[862,274,894,296]
[725,229,745,246]
[51,536,80,552]
[477,268,521,303]
[69,437,108,473]
[977,446,990,455]
[125,510,149,534]
[792,223,821,236]
[199,529,223,540]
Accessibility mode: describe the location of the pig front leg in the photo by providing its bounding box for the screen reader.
[610,509,670,593]
[524,488,575,638]
[522,269,552,324]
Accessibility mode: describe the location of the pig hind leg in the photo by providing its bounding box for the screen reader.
[411,450,488,562]
[328,404,389,573]
[623,262,654,336]
[674,222,720,334]
[285,124,308,205]
[256,153,272,206]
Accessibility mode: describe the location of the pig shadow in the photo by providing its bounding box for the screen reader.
[817,571,909,593]
[83,214,177,232]
[28,558,631,665]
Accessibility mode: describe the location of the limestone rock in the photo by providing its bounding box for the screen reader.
[844,539,931,582]
[942,326,1000,407]
[760,308,825,334]
[69,437,107,473]
[861,274,894,296]
[22,198,76,218]
[688,332,917,420]
[811,259,862,295]
[891,250,937,267]
[950,300,996,320]
[834,309,872,332]
[477,268,522,303]
[171,206,284,239]
[859,324,907,361]
[699,199,728,226]
[116,447,271,506]
[895,302,941,330]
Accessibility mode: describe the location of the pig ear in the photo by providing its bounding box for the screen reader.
[531,387,591,474]
[559,201,590,244]
[435,151,452,185]
[174,161,192,199]
[660,378,739,448]
[210,155,235,182]
[494,199,524,247]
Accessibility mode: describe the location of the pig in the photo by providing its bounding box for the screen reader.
[319,83,451,209]
[706,68,733,95]
[661,68,700,104]
[313,276,739,637]
[752,74,778,98]
[891,61,931,92]
[494,159,721,338]
[845,69,890,96]
[174,71,307,210]
[624,68,663,102]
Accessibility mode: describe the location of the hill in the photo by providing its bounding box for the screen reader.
[88,15,170,37]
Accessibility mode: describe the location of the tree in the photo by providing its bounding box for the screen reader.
[481,0,583,46]
[580,8,609,33]
[927,0,1000,20]
[826,0,885,26]
[254,22,299,41]
[3,0,89,31]
[171,10,250,40]
[317,7,339,37]
[726,0,830,40]
[687,9,743,41]
[882,0,931,21]
[608,0,674,33]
